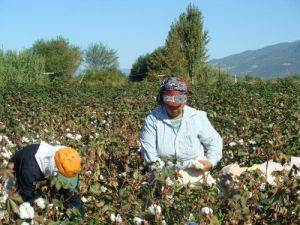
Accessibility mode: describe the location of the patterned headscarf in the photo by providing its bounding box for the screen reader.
[160,77,188,92]
[159,77,188,107]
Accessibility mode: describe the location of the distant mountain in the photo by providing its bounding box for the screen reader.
[208,40,300,78]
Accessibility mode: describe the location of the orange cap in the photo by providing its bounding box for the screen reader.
[54,147,81,178]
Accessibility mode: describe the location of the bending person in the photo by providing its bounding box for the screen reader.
[7,140,85,218]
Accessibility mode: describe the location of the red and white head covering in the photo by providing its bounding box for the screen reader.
[159,77,188,107]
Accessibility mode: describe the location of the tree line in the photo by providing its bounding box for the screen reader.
[0,4,222,86]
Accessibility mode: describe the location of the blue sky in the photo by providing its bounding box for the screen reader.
[1,0,300,69]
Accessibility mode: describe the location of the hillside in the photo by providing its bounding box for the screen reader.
[208,40,300,78]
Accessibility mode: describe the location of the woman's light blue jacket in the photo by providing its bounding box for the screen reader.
[140,105,223,169]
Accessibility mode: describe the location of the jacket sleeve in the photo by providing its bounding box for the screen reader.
[198,112,223,167]
[140,114,164,169]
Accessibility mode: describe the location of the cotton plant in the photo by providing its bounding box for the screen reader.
[228,141,237,147]
[1,147,13,159]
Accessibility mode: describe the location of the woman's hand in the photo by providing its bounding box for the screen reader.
[192,160,212,172]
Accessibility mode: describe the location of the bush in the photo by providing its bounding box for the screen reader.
[0,49,46,86]
[79,68,127,85]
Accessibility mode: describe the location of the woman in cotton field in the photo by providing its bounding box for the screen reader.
[140,76,223,185]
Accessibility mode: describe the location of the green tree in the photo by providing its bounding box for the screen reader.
[132,4,209,83]
[164,23,188,79]
[84,42,119,72]
[129,54,151,81]
[168,3,209,83]
[146,47,170,81]
[31,36,81,79]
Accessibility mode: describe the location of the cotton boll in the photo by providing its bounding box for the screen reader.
[74,134,82,140]
[133,217,144,225]
[249,140,256,145]
[229,142,237,147]
[20,222,30,225]
[81,196,87,203]
[2,160,8,167]
[1,147,13,159]
[110,213,122,223]
[205,172,217,186]
[34,197,46,209]
[147,204,162,215]
[259,183,266,192]
[85,170,92,175]
[0,192,8,203]
[115,214,123,223]
[238,139,244,145]
[66,133,74,139]
[110,213,116,222]
[201,206,213,215]
[21,136,30,143]
[19,202,34,219]
[0,209,4,220]
[165,177,174,186]
[193,160,204,170]
[101,186,107,193]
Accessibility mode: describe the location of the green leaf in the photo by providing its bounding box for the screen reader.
[7,198,20,214]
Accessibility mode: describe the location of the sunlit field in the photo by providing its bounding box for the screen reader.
[1,79,299,224]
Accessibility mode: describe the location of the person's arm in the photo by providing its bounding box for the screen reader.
[59,186,85,218]
[196,113,223,169]
[140,115,164,170]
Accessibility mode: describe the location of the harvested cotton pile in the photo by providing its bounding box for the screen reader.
[219,163,247,178]
[219,157,300,188]
[178,155,216,186]
[178,169,216,186]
